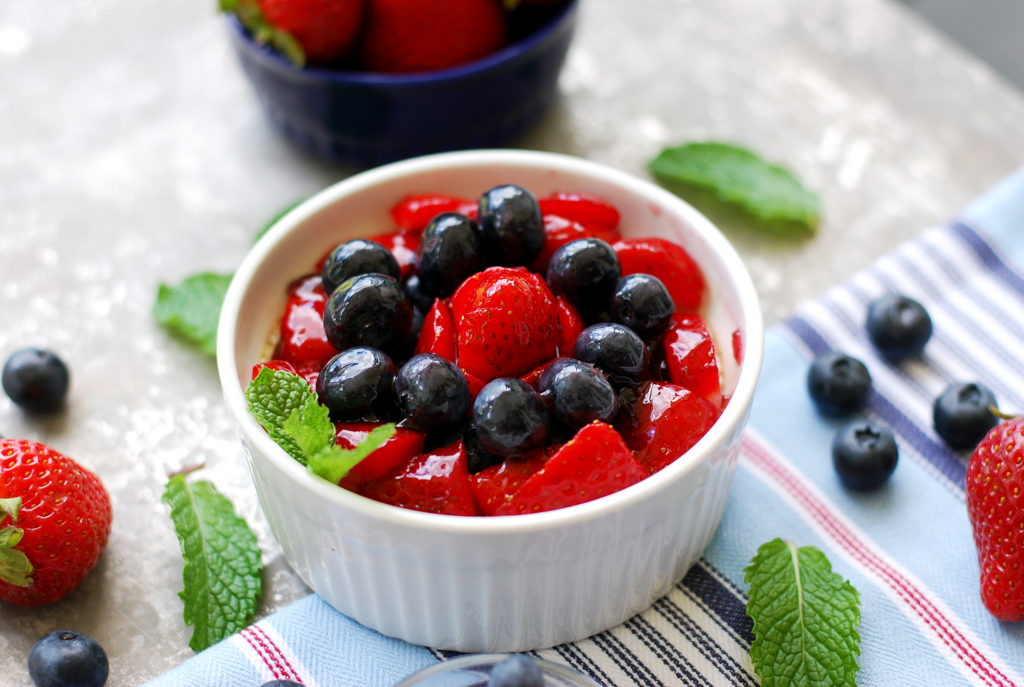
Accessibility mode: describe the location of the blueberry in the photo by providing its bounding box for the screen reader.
[574,323,649,386]
[416,212,485,298]
[806,351,872,417]
[323,273,413,358]
[477,185,544,266]
[473,378,550,457]
[865,294,932,361]
[320,238,400,295]
[932,382,999,450]
[316,347,396,421]
[2,348,70,414]
[831,420,898,490]
[546,238,621,316]
[260,682,304,687]
[610,273,675,339]
[490,654,544,687]
[538,358,618,428]
[27,630,108,687]
[403,274,435,315]
[394,354,471,432]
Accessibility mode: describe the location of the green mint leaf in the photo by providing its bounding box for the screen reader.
[153,272,233,357]
[307,423,396,485]
[162,475,262,652]
[744,538,861,687]
[220,0,306,66]
[245,367,334,466]
[649,142,819,236]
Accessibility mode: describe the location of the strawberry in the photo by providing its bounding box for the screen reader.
[966,417,1024,621]
[555,296,584,357]
[450,266,560,381]
[538,192,621,230]
[414,298,457,362]
[616,382,721,474]
[530,214,621,274]
[359,0,507,74]
[359,440,479,515]
[497,422,647,515]
[613,238,706,312]
[390,194,476,231]
[335,422,426,491]
[0,439,112,606]
[227,0,366,66]
[368,230,420,281]
[469,451,548,515]
[519,357,565,390]
[273,274,338,374]
[660,313,722,406]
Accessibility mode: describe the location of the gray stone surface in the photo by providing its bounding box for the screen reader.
[0,0,1022,685]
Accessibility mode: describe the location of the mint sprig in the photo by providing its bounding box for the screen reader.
[153,272,233,357]
[744,538,861,686]
[0,497,32,588]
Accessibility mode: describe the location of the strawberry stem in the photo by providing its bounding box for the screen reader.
[0,497,20,524]
[218,0,307,67]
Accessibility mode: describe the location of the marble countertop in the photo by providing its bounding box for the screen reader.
[1,0,1022,684]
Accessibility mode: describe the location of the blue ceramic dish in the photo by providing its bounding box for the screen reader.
[226,1,578,167]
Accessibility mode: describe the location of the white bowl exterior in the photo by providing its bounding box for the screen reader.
[218,150,763,651]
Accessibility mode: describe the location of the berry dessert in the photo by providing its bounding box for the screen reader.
[253,185,729,516]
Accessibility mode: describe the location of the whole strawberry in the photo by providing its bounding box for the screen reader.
[0,439,113,607]
[966,417,1024,621]
[222,0,366,66]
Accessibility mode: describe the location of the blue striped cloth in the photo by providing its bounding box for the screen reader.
[146,167,1024,687]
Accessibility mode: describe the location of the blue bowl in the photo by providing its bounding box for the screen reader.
[226,1,578,167]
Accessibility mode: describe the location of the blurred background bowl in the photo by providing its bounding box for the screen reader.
[225,0,578,167]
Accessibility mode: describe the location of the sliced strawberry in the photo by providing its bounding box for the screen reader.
[530,214,622,274]
[450,266,560,381]
[538,192,621,230]
[469,451,549,515]
[497,422,647,515]
[336,422,426,491]
[273,274,338,374]
[616,382,721,474]
[414,298,457,361]
[555,296,584,357]
[660,313,722,405]
[251,359,299,380]
[368,229,420,280]
[613,238,705,312]
[359,440,479,516]
[519,357,565,390]
[390,194,477,231]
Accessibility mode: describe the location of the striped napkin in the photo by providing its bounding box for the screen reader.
[146,167,1024,687]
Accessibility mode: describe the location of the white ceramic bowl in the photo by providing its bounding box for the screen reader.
[217,150,763,652]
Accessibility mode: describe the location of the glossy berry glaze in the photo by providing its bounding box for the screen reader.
[259,187,728,516]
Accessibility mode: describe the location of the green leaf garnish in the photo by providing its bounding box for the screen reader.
[649,142,820,236]
[219,0,307,67]
[162,475,263,652]
[153,272,233,357]
[0,498,33,588]
[244,367,395,482]
[744,538,861,687]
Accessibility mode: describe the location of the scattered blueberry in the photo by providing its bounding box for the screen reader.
[574,323,649,386]
[831,420,899,490]
[394,354,471,432]
[546,238,621,316]
[538,358,618,428]
[2,348,70,414]
[320,238,401,295]
[489,653,544,687]
[610,273,674,339]
[323,273,413,358]
[316,347,396,421]
[865,294,932,361]
[403,274,436,315]
[477,185,544,266]
[932,382,999,450]
[260,682,304,687]
[416,212,485,298]
[473,378,550,457]
[27,630,108,687]
[806,351,872,417]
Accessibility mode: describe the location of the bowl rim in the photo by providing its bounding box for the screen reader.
[225,0,579,86]
[217,149,764,536]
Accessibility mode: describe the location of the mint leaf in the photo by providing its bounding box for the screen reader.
[153,272,233,357]
[307,423,395,484]
[162,475,262,652]
[649,142,819,235]
[744,538,861,687]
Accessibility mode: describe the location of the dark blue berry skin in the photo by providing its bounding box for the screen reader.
[27,630,109,687]
[538,358,618,428]
[416,212,485,298]
[323,273,412,358]
[490,654,544,687]
[320,238,400,295]
[866,294,932,361]
[610,273,675,340]
[806,351,872,417]
[473,378,550,457]
[316,347,396,421]
[260,682,304,687]
[477,185,544,266]
[574,323,649,386]
[832,420,899,490]
[403,274,435,315]
[2,348,70,414]
[394,354,471,432]
[933,382,999,450]
[546,238,621,316]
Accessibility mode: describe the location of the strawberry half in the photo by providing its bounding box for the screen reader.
[368,229,420,281]
[538,192,621,230]
[414,298,457,362]
[273,274,338,375]
[390,194,476,231]
[613,238,706,312]
[336,422,426,491]
[555,296,584,357]
[660,313,722,406]
[530,214,622,274]
[359,440,479,515]
[469,451,548,515]
[616,382,721,474]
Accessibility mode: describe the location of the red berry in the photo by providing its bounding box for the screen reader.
[613,238,706,312]
[660,313,722,406]
[0,440,112,606]
[335,422,426,491]
[273,274,338,374]
[469,451,548,515]
[414,298,457,362]
[389,194,476,231]
[258,0,366,63]
[554,296,584,357]
[538,192,621,230]
[616,382,721,474]
[359,440,479,515]
[530,214,621,274]
[367,230,420,281]
[966,418,1024,621]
